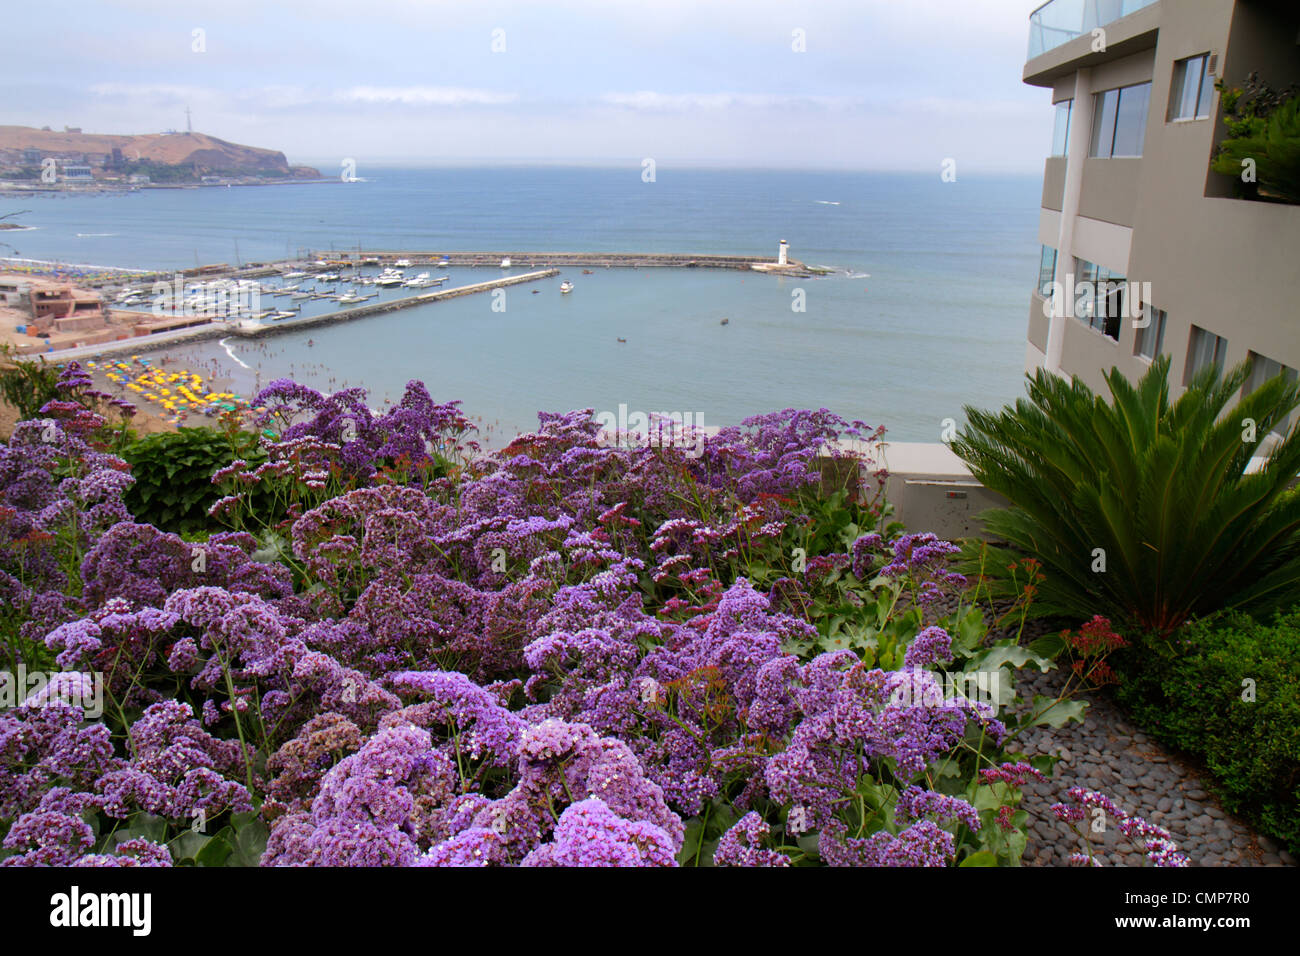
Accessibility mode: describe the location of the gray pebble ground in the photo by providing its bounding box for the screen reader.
[918,595,1295,868]
[1003,655,1294,868]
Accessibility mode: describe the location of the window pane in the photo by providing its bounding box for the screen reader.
[1187,326,1227,383]
[1135,305,1166,359]
[1171,57,1202,120]
[1038,246,1058,295]
[1052,101,1072,156]
[1112,82,1150,156]
[1196,59,1216,118]
[1091,90,1117,157]
[1247,353,1281,392]
[1087,0,1126,30]
[1187,328,1214,381]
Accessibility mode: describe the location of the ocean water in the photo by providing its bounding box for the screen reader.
[2,167,1041,442]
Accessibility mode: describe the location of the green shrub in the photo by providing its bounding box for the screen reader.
[0,346,60,424]
[951,355,1300,637]
[1211,74,1300,203]
[1116,607,1300,854]
[123,427,266,534]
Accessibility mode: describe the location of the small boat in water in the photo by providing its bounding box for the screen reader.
[617,337,627,343]
[374,268,405,287]
[560,281,574,294]
[394,259,412,268]
[500,257,512,268]
[720,318,729,325]
[582,269,593,275]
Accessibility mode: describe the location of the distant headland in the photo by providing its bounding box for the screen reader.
[0,125,321,189]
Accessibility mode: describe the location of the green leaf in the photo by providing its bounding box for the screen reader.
[229,814,269,867]
[1028,631,1067,660]
[677,816,706,866]
[171,829,212,863]
[195,831,234,867]
[959,850,999,866]
[1029,695,1088,729]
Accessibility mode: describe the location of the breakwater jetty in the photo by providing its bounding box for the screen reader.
[308,249,825,277]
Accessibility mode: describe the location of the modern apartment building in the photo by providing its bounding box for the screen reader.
[1023,0,1300,424]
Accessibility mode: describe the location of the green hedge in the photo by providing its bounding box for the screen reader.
[1117,607,1300,853]
[123,427,266,535]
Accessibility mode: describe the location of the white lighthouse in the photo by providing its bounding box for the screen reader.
[778,239,789,266]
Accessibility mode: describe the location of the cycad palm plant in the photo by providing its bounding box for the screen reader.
[952,355,1300,637]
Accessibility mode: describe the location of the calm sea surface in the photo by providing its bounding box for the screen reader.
[3,167,1041,443]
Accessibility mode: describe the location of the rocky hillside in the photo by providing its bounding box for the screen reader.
[0,126,319,178]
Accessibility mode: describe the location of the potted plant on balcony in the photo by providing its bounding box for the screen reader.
[1211,72,1300,204]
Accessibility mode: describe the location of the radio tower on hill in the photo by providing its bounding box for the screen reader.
[186,107,192,133]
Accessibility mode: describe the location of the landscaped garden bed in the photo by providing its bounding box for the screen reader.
[0,356,1295,866]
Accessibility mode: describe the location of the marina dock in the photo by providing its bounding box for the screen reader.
[232,268,559,337]
[43,269,558,361]
[32,240,816,362]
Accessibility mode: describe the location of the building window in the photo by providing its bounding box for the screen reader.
[1038,246,1058,296]
[1051,100,1072,156]
[1245,352,1298,435]
[1185,325,1228,384]
[1169,54,1216,121]
[1134,304,1167,360]
[1090,82,1152,158]
[1073,257,1124,341]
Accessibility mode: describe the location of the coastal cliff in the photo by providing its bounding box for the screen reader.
[0,126,320,182]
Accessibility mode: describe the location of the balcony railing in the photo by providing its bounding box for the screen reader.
[1028,0,1158,59]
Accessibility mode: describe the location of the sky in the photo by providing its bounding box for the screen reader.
[4,0,1055,172]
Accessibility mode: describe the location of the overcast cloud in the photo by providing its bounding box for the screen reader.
[4,0,1053,172]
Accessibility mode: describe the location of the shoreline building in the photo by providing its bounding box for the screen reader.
[1023,0,1299,429]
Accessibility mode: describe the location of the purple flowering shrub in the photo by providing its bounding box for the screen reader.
[0,377,1170,866]
[1,366,137,673]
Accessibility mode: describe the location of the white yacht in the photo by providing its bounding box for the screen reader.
[500,257,511,268]
[560,281,574,294]
[394,258,412,268]
[374,268,405,287]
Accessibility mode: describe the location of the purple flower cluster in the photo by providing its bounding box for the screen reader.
[1051,787,1190,867]
[1,376,1053,867]
[877,533,967,605]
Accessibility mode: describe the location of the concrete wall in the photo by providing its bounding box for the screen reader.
[1078,157,1142,226]
[867,442,1011,542]
[1028,293,1051,353]
[1042,157,1067,211]
[1025,3,1162,87]
[1071,215,1133,274]
[1123,0,1300,389]
[1026,0,1300,393]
